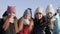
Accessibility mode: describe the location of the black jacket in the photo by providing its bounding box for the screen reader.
[0,18,5,34]
[34,17,47,34]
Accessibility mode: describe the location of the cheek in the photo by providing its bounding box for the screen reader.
[27,16,31,19]
[48,14,53,17]
[25,15,31,19]
[36,14,43,19]
[39,15,43,18]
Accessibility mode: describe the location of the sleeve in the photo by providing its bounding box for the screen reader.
[2,11,8,17]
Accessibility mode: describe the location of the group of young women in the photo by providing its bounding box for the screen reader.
[0,4,60,34]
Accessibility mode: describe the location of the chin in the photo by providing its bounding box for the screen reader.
[38,18,42,19]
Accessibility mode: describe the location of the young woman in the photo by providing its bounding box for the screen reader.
[54,7,60,34]
[18,8,34,34]
[34,7,47,34]
[2,6,19,34]
[45,4,58,34]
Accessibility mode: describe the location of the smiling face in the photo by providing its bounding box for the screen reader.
[24,14,31,20]
[47,12,54,18]
[35,13,43,19]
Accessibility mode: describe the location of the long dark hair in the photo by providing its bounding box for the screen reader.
[2,11,8,17]
[35,16,47,26]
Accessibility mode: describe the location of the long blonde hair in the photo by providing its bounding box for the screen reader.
[3,15,19,33]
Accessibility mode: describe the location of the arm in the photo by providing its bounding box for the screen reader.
[29,19,34,33]
[14,17,19,33]
[3,16,10,31]
[19,17,24,32]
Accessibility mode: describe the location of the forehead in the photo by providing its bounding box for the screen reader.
[7,12,15,15]
[36,12,42,15]
[47,12,53,14]
[25,14,31,16]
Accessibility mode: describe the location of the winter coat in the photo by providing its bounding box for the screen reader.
[54,13,60,34]
[45,16,58,34]
[34,16,47,34]
[0,18,5,34]
[18,17,34,34]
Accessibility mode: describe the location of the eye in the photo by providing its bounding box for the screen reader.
[13,12,15,14]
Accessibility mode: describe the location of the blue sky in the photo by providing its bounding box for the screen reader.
[0,0,60,18]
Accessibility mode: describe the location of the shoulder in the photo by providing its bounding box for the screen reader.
[42,16,47,21]
[52,17,57,20]
[19,17,24,21]
[0,18,4,22]
[30,19,34,23]
[0,18,4,24]
[18,17,24,23]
